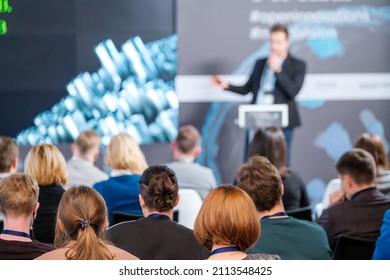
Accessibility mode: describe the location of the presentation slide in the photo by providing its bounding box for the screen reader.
[0,0,177,146]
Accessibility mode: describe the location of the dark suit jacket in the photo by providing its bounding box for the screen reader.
[227,54,306,128]
[318,187,390,249]
[107,214,209,260]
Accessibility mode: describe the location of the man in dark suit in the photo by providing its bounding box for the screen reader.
[318,148,390,249]
[212,24,306,164]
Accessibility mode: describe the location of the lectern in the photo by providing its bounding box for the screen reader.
[238,104,289,129]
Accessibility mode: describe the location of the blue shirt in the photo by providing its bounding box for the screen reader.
[372,209,390,260]
[93,174,142,224]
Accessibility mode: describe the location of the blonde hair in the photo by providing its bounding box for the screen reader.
[75,130,100,155]
[105,133,148,174]
[55,186,114,260]
[0,173,39,217]
[194,185,260,251]
[24,144,68,186]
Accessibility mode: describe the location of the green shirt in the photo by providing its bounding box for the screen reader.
[248,217,332,260]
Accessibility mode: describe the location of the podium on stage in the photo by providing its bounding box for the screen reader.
[238,104,289,129]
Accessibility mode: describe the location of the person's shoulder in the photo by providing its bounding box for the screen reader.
[108,244,139,260]
[287,53,304,61]
[32,239,56,250]
[108,219,139,233]
[35,248,68,260]
[289,217,325,231]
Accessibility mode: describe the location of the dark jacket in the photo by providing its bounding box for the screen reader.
[227,54,306,128]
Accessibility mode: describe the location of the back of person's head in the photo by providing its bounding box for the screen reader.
[24,144,67,186]
[235,155,283,212]
[139,165,178,212]
[0,136,19,173]
[0,173,39,217]
[248,127,288,173]
[354,133,389,171]
[105,133,148,174]
[270,23,289,38]
[336,148,376,186]
[74,130,100,156]
[175,125,201,154]
[194,185,260,251]
[55,186,113,260]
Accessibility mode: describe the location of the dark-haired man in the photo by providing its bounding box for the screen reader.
[318,148,390,249]
[236,155,331,259]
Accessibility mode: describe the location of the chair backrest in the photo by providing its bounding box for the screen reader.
[332,235,376,260]
[111,212,144,226]
[286,205,313,222]
[174,188,203,229]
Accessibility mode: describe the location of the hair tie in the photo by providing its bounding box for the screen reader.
[81,220,91,228]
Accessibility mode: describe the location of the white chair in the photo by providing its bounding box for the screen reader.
[174,188,203,229]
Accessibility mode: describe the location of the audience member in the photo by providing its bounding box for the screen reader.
[355,133,390,194]
[236,156,332,259]
[0,136,19,179]
[64,130,108,190]
[107,165,209,260]
[0,136,19,226]
[166,125,217,200]
[0,173,54,259]
[194,185,280,260]
[24,144,67,244]
[248,127,309,210]
[372,209,390,260]
[322,133,390,210]
[318,148,390,249]
[36,186,138,260]
[93,133,148,225]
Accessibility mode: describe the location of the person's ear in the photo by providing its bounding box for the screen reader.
[71,143,76,155]
[139,195,146,209]
[280,183,285,197]
[11,157,18,172]
[101,215,108,230]
[344,175,354,189]
[93,148,100,162]
[58,218,65,232]
[33,202,40,218]
[174,194,180,207]
[194,146,201,157]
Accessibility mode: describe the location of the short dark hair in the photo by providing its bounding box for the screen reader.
[236,156,282,211]
[175,125,200,154]
[0,136,19,172]
[336,148,376,186]
[270,23,289,38]
[139,165,178,212]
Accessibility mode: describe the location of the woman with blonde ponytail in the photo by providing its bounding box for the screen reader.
[36,186,138,260]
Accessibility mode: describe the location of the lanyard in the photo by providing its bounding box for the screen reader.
[261,211,288,221]
[2,229,32,240]
[148,213,168,219]
[210,246,240,255]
